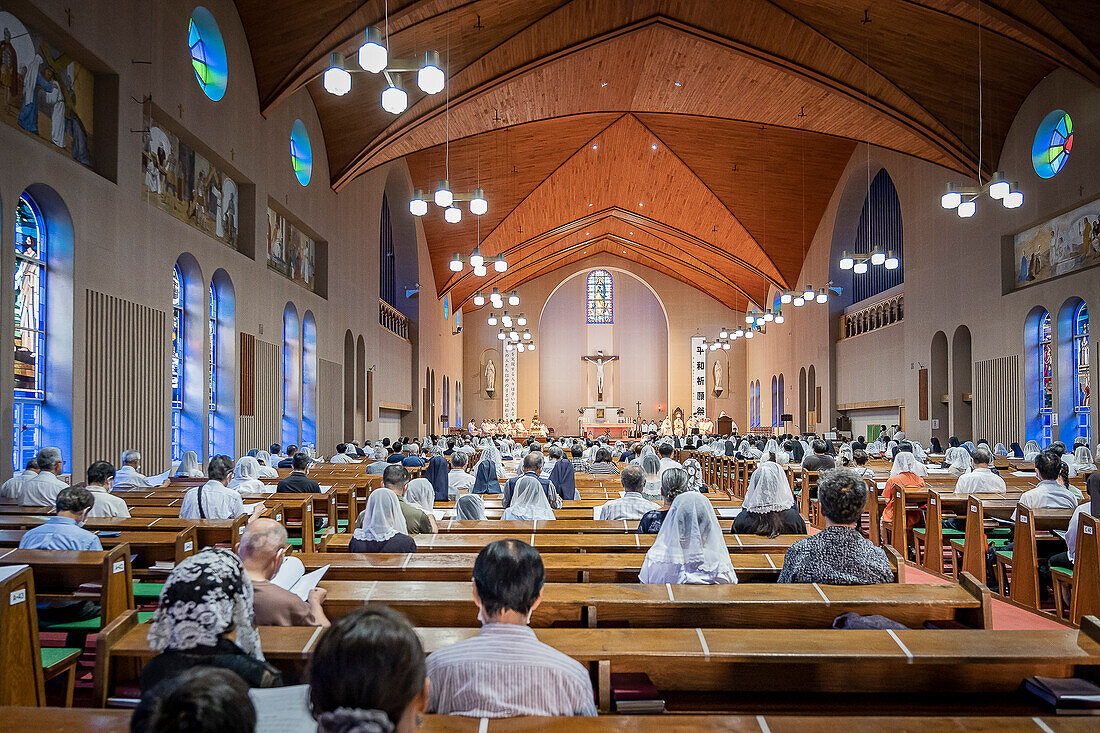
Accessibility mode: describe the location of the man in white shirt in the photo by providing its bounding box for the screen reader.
[657,442,682,476]
[180,456,264,520]
[1,459,37,499]
[447,451,475,496]
[955,447,1007,495]
[1017,451,1084,512]
[329,443,358,463]
[20,447,68,506]
[598,466,659,521]
[113,449,166,488]
[84,460,131,518]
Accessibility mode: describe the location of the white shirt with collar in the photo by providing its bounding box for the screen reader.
[20,471,68,506]
[113,464,157,488]
[1017,480,1084,511]
[448,468,475,495]
[329,453,357,463]
[955,466,1007,495]
[658,457,683,476]
[1065,503,1088,563]
[1,469,37,499]
[86,484,132,518]
[180,480,247,519]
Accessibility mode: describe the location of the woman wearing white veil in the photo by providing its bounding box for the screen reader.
[348,488,416,553]
[475,441,507,482]
[884,451,927,532]
[1073,445,1095,470]
[761,439,789,466]
[254,450,280,478]
[227,456,266,494]
[639,492,737,585]
[1023,440,1042,461]
[944,446,972,477]
[501,475,556,521]
[174,451,204,478]
[732,461,806,538]
[404,478,436,513]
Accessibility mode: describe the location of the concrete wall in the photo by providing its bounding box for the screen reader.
[746,68,1100,445]
[0,0,460,476]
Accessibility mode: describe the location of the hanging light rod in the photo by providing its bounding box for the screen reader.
[449,246,507,275]
[322,31,446,113]
[940,170,1023,218]
[411,185,487,220]
[839,249,899,272]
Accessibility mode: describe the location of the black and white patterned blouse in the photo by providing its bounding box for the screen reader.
[777,525,894,584]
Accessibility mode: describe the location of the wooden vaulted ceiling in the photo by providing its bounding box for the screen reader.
[233,0,1099,311]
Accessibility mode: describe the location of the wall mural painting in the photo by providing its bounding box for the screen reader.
[1014,197,1100,289]
[267,207,315,292]
[143,109,239,249]
[0,7,94,166]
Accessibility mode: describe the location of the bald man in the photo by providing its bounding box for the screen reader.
[237,518,329,627]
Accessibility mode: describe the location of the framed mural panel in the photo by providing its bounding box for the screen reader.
[1013,196,1100,290]
[267,206,316,292]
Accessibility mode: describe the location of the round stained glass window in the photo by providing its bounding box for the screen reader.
[188,7,228,101]
[1032,110,1073,179]
[290,119,312,186]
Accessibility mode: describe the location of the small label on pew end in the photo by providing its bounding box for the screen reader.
[112,561,125,574]
[184,541,194,552]
[971,505,978,512]
[10,588,26,605]
[276,514,282,521]
[239,526,246,535]
[1085,525,1094,536]
[1021,516,1028,524]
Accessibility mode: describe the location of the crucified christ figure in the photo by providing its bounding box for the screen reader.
[581,352,618,402]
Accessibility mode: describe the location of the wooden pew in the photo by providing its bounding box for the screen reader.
[1053,512,1100,624]
[417,519,739,534]
[0,565,47,706]
[0,545,135,631]
[321,532,800,554]
[999,503,1077,609]
[0,528,197,578]
[317,577,989,628]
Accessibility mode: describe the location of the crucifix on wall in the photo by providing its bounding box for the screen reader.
[581,350,618,402]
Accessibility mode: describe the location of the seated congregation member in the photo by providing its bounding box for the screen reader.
[1048,441,1079,478]
[503,452,562,509]
[18,486,102,550]
[175,450,205,477]
[365,454,390,474]
[426,540,597,717]
[455,493,487,520]
[800,439,835,472]
[351,489,417,553]
[447,451,475,495]
[682,457,707,492]
[329,443,357,463]
[1022,439,1041,462]
[84,460,131,518]
[1049,472,1097,572]
[848,449,875,480]
[143,549,281,691]
[277,445,298,469]
[114,449,166,488]
[569,443,591,473]
[657,442,682,475]
[1073,444,1095,471]
[732,461,806,538]
[639,491,737,585]
[401,443,426,467]
[309,606,429,733]
[882,450,927,531]
[386,444,405,463]
[238,518,329,627]
[20,446,67,506]
[640,453,663,502]
[548,449,577,500]
[0,458,37,499]
[541,446,562,479]
[132,667,256,733]
[955,446,1006,494]
[254,450,280,478]
[502,476,557,521]
[587,448,621,475]
[424,454,451,501]
[944,444,972,476]
[180,456,264,520]
[227,456,266,494]
[404,478,436,513]
[638,467,692,534]
[355,465,434,535]
[598,465,659,520]
[276,452,322,493]
[779,468,894,584]
[1018,450,1084,511]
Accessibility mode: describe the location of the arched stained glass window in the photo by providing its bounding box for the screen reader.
[13,194,46,469]
[586,270,613,324]
[1039,310,1053,444]
[172,265,185,460]
[188,7,228,101]
[771,376,778,428]
[1073,302,1090,444]
[778,374,785,428]
[207,281,218,459]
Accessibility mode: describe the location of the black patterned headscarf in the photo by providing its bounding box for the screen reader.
[147,548,263,660]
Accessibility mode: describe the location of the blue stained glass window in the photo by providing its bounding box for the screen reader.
[1039,310,1053,444]
[586,270,613,324]
[188,7,228,101]
[208,281,218,459]
[13,194,46,470]
[172,265,185,461]
[1074,302,1090,445]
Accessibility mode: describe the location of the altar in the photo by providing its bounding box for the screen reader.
[579,406,632,439]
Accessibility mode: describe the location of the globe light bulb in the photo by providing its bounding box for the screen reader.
[517,314,527,326]
[448,253,462,271]
[853,261,869,274]
[508,291,520,306]
[816,289,828,304]
[416,51,445,94]
[357,28,388,73]
[957,200,976,218]
[722,342,730,350]
[775,315,785,324]
[473,291,485,306]
[839,252,854,270]
[793,296,805,307]
[469,188,488,216]
[1003,190,1023,209]
[323,53,352,96]
[487,314,497,326]
[434,180,453,208]
[473,265,486,277]
[380,82,408,114]
[493,259,507,272]
[444,206,461,223]
[409,190,428,216]
[884,251,899,270]
[941,187,961,209]
[870,250,886,266]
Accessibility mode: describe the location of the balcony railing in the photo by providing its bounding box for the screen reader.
[379,299,409,340]
[842,293,903,340]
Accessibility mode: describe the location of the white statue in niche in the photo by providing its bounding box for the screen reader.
[484,359,496,396]
[713,359,723,397]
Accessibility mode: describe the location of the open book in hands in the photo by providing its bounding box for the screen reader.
[270,554,329,602]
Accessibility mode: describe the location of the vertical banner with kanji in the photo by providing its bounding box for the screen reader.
[691,336,706,418]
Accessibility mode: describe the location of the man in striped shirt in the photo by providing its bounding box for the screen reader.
[425,540,597,717]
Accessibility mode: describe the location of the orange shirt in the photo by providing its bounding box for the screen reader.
[882,472,926,525]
